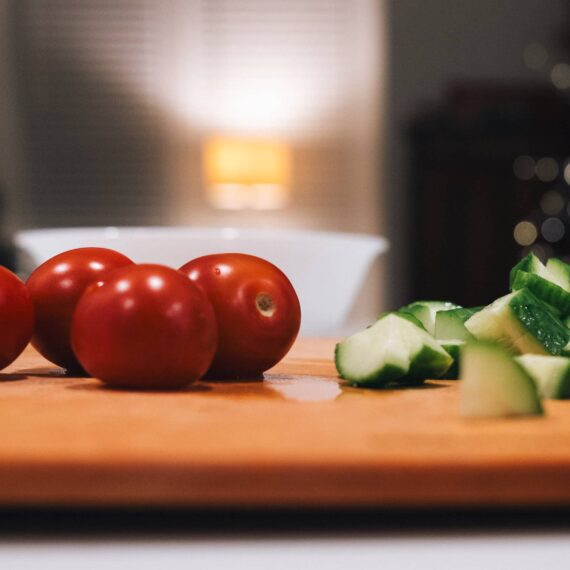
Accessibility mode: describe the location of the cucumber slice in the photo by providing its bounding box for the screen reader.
[511,251,544,274]
[335,313,453,387]
[511,271,570,317]
[459,340,543,418]
[509,252,566,289]
[546,258,570,291]
[509,252,544,288]
[517,354,570,399]
[401,300,460,335]
[438,340,464,379]
[407,341,454,383]
[464,288,570,355]
[434,307,482,341]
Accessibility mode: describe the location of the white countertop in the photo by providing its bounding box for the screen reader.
[3,535,570,570]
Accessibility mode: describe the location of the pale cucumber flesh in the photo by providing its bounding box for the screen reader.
[459,341,543,418]
[335,313,452,387]
[516,354,570,399]
[400,301,460,335]
[434,307,481,341]
[335,316,409,385]
[546,258,570,291]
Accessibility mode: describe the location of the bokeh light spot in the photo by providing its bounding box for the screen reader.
[541,217,565,243]
[551,63,570,90]
[535,157,559,182]
[513,155,535,180]
[513,221,538,246]
[540,191,564,215]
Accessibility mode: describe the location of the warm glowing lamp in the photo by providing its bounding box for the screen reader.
[204,138,291,209]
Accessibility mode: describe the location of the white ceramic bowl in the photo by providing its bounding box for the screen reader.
[15,227,389,336]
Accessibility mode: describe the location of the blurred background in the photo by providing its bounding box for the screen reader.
[1,0,569,317]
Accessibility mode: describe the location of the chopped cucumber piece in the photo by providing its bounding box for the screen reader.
[511,271,570,317]
[459,340,543,418]
[381,310,427,331]
[438,340,464,379]
[464,288,570,355]
[510,251,544,276]
[434,307,482,341]
[401,300,460,335]
[517,354,570,399]
[546,258,570,291]
[509,252,544,288]
[510,252,566,289]
[335,313,452,387]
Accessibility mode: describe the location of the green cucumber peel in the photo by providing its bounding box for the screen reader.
[465,288,570,356]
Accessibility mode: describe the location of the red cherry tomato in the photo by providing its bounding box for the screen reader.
[0,266,34,369]
[26,247,134,371]
[179,253,301,378]
[71,264,218,390]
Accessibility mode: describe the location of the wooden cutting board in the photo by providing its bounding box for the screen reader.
[2,339,570,508]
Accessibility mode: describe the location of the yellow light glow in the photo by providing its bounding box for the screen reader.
[203,138,292,209]
[205,138,291,186]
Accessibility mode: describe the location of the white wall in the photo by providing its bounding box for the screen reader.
[1,0,388,329]
[164,0,388,325]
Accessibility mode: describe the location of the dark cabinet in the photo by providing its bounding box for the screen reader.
[409,85,570,307]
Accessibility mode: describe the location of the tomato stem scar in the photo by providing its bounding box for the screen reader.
[256,292,275,317]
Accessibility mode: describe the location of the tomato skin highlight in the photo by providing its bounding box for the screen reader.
[0,266,34,369]
[26,247,134,371]
[71,264,218,390]
[179,253,301,378]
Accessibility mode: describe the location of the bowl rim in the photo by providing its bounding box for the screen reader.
[15,226,390,254]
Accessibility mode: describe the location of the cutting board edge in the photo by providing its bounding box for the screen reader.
[2,460,570,508]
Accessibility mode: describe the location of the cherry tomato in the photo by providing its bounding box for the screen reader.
[0,266,34,369]
[26,247,134,371]
[179,253,301,378]
[71,264,218,389]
